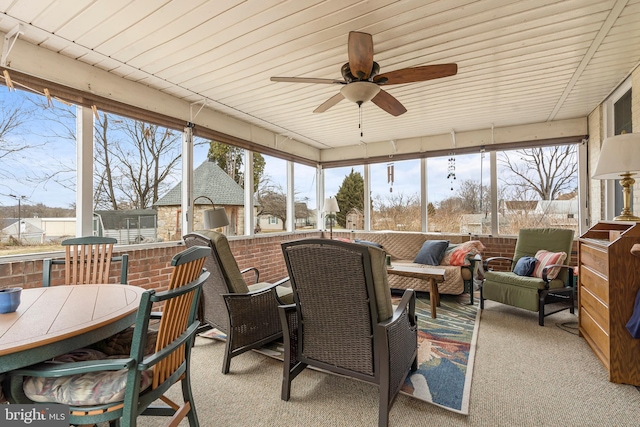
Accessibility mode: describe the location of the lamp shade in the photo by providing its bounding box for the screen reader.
[593,133,640,179]
[323,197,340,213]
[203,207,230,229]
[340,82,381,104]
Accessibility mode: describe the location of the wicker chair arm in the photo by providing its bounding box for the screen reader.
[222,281,279,299]
[273,276,290,287]
[484,256,514,271]
[379,289,417,329]
[9,358,135,378]
[542,265,574,287]
[222,286,282,343]
[278,303,299,371]
[240,267,260,284]
[378,289,417,388]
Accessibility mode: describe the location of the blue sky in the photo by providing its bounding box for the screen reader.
[0,87,516,211]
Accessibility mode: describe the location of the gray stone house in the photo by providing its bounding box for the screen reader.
[154,161,253,239]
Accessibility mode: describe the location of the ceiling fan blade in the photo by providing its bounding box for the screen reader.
[371,89,407,116]
[348,31,374,79]
[373,64,458,85]
[313,92,345,113]
[271,76,342,84]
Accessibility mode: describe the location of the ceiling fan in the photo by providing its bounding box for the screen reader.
[270,31,457,116]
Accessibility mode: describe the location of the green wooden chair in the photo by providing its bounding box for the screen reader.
[42,236,128,286]
[480,228,575,326]
[6,245,210,427]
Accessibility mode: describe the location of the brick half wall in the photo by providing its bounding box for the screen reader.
[0,231,577,290]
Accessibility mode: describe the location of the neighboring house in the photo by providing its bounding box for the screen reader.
[500,200,538,216]
[257,202,314,232]
[534,198,579,227]
[154,160,253,239]
[94,209,158,244]
[257,215,283,232]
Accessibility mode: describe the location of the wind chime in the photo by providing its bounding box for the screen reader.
[447,153,456,191]
[387,162,394,192]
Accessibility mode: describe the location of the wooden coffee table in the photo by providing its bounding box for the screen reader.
[387,265,445,318]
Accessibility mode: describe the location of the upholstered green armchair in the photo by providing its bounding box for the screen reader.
[480,228,575,326]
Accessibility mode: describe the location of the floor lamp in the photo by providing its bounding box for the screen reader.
[323,197,340,239]
[592,133,640,221]
[194,195,230,230]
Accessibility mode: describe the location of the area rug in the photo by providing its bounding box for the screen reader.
[199,292,480,415]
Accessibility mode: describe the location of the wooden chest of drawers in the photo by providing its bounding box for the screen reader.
[578,221,640,385]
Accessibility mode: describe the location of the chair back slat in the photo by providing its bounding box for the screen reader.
[153,255,206,388]
[58,237,123,285]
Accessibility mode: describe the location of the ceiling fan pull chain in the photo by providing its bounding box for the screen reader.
[359,102,363,137]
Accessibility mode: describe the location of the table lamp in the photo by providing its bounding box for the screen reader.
[323,196,340,239]
[592,133,640,221]
[194,195,230,229]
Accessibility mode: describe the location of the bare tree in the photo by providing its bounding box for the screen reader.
[372,192,421,231]
[499,145,577,200]
[107,118,181,209]
[0,97,37,184]
[30,100,182,210]
[255,179,311,231]
[256,181,286,230]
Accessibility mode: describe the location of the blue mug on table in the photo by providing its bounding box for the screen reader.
[0,287,22,314]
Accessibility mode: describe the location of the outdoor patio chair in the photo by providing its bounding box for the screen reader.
[183,231,293,374]
[480,228,575,326]
[42,236,128,286]
[5,245,210,427]
[279,238,417,427]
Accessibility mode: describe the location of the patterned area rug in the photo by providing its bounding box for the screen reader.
[199,292,480,415]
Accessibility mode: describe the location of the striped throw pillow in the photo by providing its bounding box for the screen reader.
[533,250,567,280]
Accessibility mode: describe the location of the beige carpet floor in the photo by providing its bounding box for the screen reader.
[138,300,640,427]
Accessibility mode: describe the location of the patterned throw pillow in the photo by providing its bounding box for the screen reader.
[532,250,567,280]
[442,240,486,266]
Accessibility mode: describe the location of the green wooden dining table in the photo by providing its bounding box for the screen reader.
[0,284,146,373]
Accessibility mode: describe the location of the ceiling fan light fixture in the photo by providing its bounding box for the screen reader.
[340,81,380,104]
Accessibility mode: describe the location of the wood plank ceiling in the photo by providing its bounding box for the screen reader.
[0,0,638,155]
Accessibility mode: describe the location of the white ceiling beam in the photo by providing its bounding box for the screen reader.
[320,118,588,163]
[547,0,628,121]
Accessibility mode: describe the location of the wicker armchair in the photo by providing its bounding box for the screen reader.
[183,231,293,374]
[279,239,417,427]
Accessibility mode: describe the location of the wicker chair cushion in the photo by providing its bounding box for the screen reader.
[368,246,393,322]
[23,349,153,405]
[90,326,158,356]
[248,282,295,304]
[201,230,249,294]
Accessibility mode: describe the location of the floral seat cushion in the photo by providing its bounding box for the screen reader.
[23,348,154,406]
